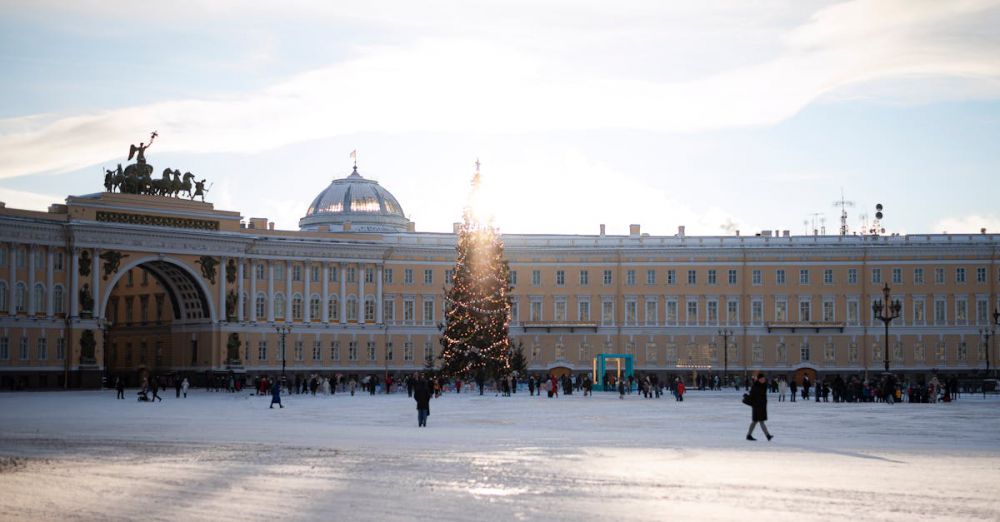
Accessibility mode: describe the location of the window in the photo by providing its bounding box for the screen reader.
[686,300,698,325]
[56,337,65,360]
[848,268,857,284]
[14,283,25,313]
[892,268,902,284]
[310,265,320,282]
[647,270,656,285]
[329,266,339,282]
[348,341,358,361]
[823,269,833,285]
[384,268,393,284]
[666,300,678,325]
[823,300,834,322]
[934,298,947,324]
[445,270,454,284]
[310,295,321,321]
[422,299,434,325]
[256,294,266,319]
[579,270,589,286]
[510,299,519,322]
[346,295,358,321]
[139,295,148,322]
[330,340,340,361]
[385,341,393,362]
[707,269,717,285]
[126,270,133,287]
[424,269,433,285]
[292,294,304,321]
[424,342,434,363]
[274,263,285,280]
[751,300,763,325]
[727,300,738,325]
[914,268,924,284]
[934,268,944,284]
[273,294,286,319]
[956,299,968,325]
[54,252,64,271]
[404,341,413,361]
[601,300,614,326]
[33,283,45,313]
[956,267,966,283]
[256,264,266,280]
[328,296,339,321]
[626,270,636,286]
[603,270,613,286]
[800,343,810,362]
[687,270,697,285]
[578,300,590,321]
[799,269,809,284]
[554,299,567,322]
[141,270,149,286]
[0,282,6,312]
[667,270,676,285]
[728,269,737,285]
[510,270,517,286]
[404,299,415,324]
[365,268,375,284]
[913,299,926,325]
[976,267,986,283]
[644,300,657,325]
[799,300,811,322]
[707,300,718,325]
[292,265,302,282]
[872,268,881,284]
[752,270,762,286]
[383,299,395,324]
[847,300,859,325]
[37,337,47,360]
[977,298,989,325]
[124,296,133,323]
[530,300,542,321]
[776,270,785,285]
[775,299,787,322]
[625,300,637,325]
[346,267,356,283]
[258,341,267,361]
[368,341,376,361]
[312,341,321,361]
[294,340,304,361]
[365,297,376,322]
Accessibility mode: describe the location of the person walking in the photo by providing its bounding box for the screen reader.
[270,378,284,408]
[115,377,125,400]
[676,378,685,401]
[181,377,190,398]
[151,378,163,402]
[789,378,798,402]
[777,377,787,402]
[746,373,773,441]
[413,373,431,427]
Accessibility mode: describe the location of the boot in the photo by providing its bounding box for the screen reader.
[746,434,756,441]
[766,434,773,441]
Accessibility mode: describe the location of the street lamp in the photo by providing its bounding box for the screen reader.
[872,283,901,373]
[718,328,732,387]
[982,308,999,376]
[275,324,292,381]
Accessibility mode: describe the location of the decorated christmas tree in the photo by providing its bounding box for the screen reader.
[438,164,513,379]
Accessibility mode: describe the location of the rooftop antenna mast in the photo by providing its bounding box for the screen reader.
[807,213,824,235]
[833,189,855,236]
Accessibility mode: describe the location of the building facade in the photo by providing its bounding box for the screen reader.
[1,166,998,388]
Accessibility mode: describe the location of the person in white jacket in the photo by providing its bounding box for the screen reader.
[181,377,190,398]
[778,377,787,402]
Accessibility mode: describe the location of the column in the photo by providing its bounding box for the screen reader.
[303,261,311,323]
[285,260,292,322]
[358,262,365,325]
[46,248,54,317]
[321,262,330,322]
[69,247,78,319]
[219,255,228,322]
[8,243,16,316]
[91,248,100,319]
[249,259,257,322]
[376,265,383,324]
[267,261,275,322]
[237,259,245,322]
[339,263,346,324]
[27,246,35,316]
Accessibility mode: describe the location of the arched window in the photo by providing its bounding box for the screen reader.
[15,282,26,313]
[329,295,339,321]
[273,293,286,319]
[346,295,358,321]
[309,294,321,322]
[33,284,45,314]
[292,293,304,321]
[364,295,376,322]
[53,285,65,315]
[255,293,266,319]
[0,281,7,312]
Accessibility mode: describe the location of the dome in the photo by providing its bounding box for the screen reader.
[299,167,410,232]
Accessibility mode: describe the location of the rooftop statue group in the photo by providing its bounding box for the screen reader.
[103,131,209,201]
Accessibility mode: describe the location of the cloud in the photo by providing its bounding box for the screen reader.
[0,186,63,211]
[931,214,1000,234]
[1,0,998,180]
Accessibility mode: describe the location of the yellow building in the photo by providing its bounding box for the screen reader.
[0,164,997,389]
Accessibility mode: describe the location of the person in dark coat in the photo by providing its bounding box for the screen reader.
[270,378,284,408]
[115,377,125,400]
[747,373,773,441]
[413,373,431,427]
[150,377,163,402]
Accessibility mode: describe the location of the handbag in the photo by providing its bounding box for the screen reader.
[742,393,752,406]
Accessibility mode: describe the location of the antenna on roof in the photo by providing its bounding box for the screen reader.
[833,189,855,236]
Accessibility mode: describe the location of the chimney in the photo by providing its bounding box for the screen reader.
[268,221,274,230]
[783,230,790,237]
[735,230,740,236]
[248,217,268,229]
[599,224,606,236]
[453,222,461,234]
[761,230,772,237]
[407,222,416,232]
[678,225,685,237]
[629,224,640,237]
[981,228,987,235]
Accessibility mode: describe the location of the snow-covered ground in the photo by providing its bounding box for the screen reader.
[1,388,998,521]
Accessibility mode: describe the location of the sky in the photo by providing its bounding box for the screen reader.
[1,0,999,236]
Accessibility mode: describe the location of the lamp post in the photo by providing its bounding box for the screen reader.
[872,283,901,373]
[718,328,732,387]
[275,324,292,382]
[981,308,999,377]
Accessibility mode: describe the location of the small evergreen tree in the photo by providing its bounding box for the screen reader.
[439,167,513,379]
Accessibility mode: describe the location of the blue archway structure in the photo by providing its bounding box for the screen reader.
[593,353,634,391]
